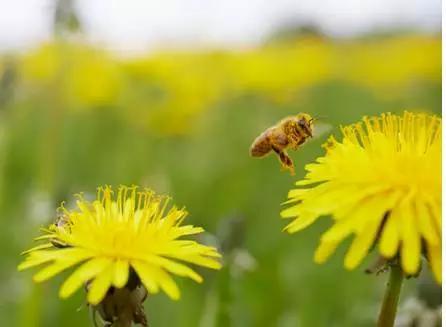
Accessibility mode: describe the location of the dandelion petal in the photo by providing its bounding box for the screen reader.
[87,265,114,305]
[59,257,112,299]
[379,212,400,258]
[314,240,341,264]
[344,217,382,270]
[113,259,129,288]
[32,249,94,282]
[401,214,421,274]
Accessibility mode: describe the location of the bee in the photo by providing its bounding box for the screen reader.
[250,113,315,175]
[50,209,70,248]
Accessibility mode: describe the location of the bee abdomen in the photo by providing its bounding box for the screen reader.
[250,133,272,157]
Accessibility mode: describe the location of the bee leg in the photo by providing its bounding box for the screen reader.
[279,152,295,176]
[273,147,295,176]
[285,157,295,176]
[287,134,299,149]
[290,134,307,150]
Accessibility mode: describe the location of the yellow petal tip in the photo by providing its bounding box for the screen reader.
[343,259,357,271]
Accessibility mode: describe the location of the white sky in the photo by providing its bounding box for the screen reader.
[0,0,441,54]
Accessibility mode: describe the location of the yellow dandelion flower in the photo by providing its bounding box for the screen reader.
[281,111,441,283]
[18,186,222,306]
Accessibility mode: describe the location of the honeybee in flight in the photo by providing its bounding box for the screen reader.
[250,113,315,175]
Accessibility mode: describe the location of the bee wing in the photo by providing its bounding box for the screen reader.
[312,122,332,139]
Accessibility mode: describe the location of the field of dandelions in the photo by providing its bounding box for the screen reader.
[0,32,441,326]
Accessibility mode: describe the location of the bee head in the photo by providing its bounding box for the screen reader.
[295,113,314,137]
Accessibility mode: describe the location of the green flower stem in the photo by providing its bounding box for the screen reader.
[377,264,404,327]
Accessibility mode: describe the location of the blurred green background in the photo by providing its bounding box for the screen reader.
[0,1,441,326]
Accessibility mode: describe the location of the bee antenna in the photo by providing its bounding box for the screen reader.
[312,115,328,122]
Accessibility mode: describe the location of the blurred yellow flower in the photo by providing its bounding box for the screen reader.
[281,112,441,282]
[18,186,222,305]
[18,36,440,136]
